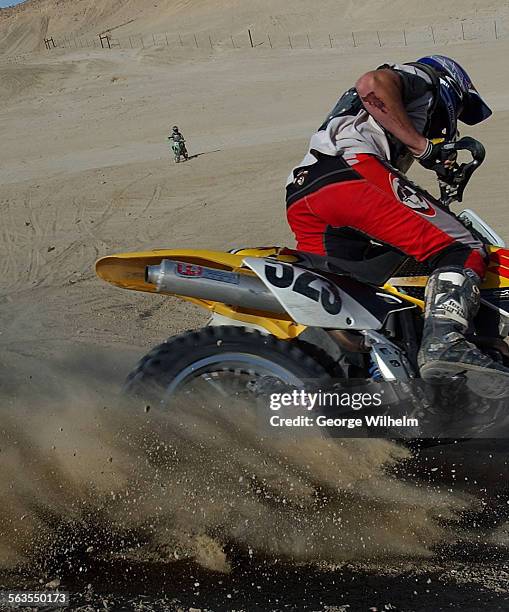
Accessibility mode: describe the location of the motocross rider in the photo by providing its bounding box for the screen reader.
[168,125,188,158]
[286,55,509,386]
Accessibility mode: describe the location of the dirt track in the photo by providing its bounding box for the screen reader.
[2,6,509,609]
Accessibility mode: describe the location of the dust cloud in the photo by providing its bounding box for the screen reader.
[0,351,476,584]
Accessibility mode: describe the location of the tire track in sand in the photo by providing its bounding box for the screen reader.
[33,172,153,289]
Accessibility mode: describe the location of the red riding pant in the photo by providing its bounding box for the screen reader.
[286,153,487,278]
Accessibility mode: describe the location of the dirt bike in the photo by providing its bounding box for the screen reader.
[171,139,188,163]
[96,137,509,433]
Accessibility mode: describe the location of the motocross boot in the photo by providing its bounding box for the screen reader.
[418,265,509,398]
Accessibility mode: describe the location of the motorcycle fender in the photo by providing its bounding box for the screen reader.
[244,257,415,330]
[95,249,306,340]
[95,249,250,293]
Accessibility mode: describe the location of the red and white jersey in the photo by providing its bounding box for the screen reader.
[287,63,435,185]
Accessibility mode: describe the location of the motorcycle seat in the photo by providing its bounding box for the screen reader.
[278,248,408,286]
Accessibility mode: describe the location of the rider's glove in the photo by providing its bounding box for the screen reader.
[415,138,457,178]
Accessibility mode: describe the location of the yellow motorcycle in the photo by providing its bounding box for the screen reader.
[96,138,509,410]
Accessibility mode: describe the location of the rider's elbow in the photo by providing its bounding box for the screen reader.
[355,69,400,97]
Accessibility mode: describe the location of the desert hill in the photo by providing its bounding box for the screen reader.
[1,0,509,55]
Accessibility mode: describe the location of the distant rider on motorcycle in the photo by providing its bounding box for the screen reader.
[286,55,509,386]
[168,125,188,161]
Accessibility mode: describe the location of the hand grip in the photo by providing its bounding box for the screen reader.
[438,137,486,205]
[444,136,486,165]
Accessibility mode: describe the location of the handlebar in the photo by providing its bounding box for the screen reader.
[443,136,486,164]
[438,137,486,206]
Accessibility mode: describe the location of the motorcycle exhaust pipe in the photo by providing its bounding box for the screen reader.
[146,259,284,313]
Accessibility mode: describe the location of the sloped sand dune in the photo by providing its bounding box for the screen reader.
[1,0,509,54]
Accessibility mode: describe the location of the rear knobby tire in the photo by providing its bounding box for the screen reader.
[125,326,333,402]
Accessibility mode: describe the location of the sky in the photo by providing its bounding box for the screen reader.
[0,0,25,7]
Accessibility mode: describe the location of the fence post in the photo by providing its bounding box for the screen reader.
[430,25,436,44]
[307,33,311,48]
[152,33,156,46]
[209,35,213,48]
[494,20,499,39]
[376,31,381,47]
[248,28,254,48]
[403,29,407,46]
[165,32,169,45]
[329,33,333,48]
[129,35,133,48]
[351,31,356,47]
[288,34,292,49]
[179,33,184,46]
[231,35,236,48]
[461,22,465,40]
[99,34,110,48]
[194,33,198,47]
[267,33,272,48]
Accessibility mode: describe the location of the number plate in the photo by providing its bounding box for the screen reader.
[243,257,382,329]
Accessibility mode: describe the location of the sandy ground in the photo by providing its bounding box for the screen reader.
[1,25,509,612]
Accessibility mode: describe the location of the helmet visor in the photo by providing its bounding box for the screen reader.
[459,89,492,125]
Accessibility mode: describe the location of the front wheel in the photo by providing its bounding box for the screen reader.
[125,326,333,404]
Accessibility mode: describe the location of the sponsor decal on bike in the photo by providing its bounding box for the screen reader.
[485,288,509,299]
[480,288,509,310]
[176,262,239,284]
[391,176,436,217]
[177,263,203,277]
[202,268,240,284]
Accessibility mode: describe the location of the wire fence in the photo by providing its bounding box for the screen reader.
[49,16,509,52]
[1,16,508,64]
